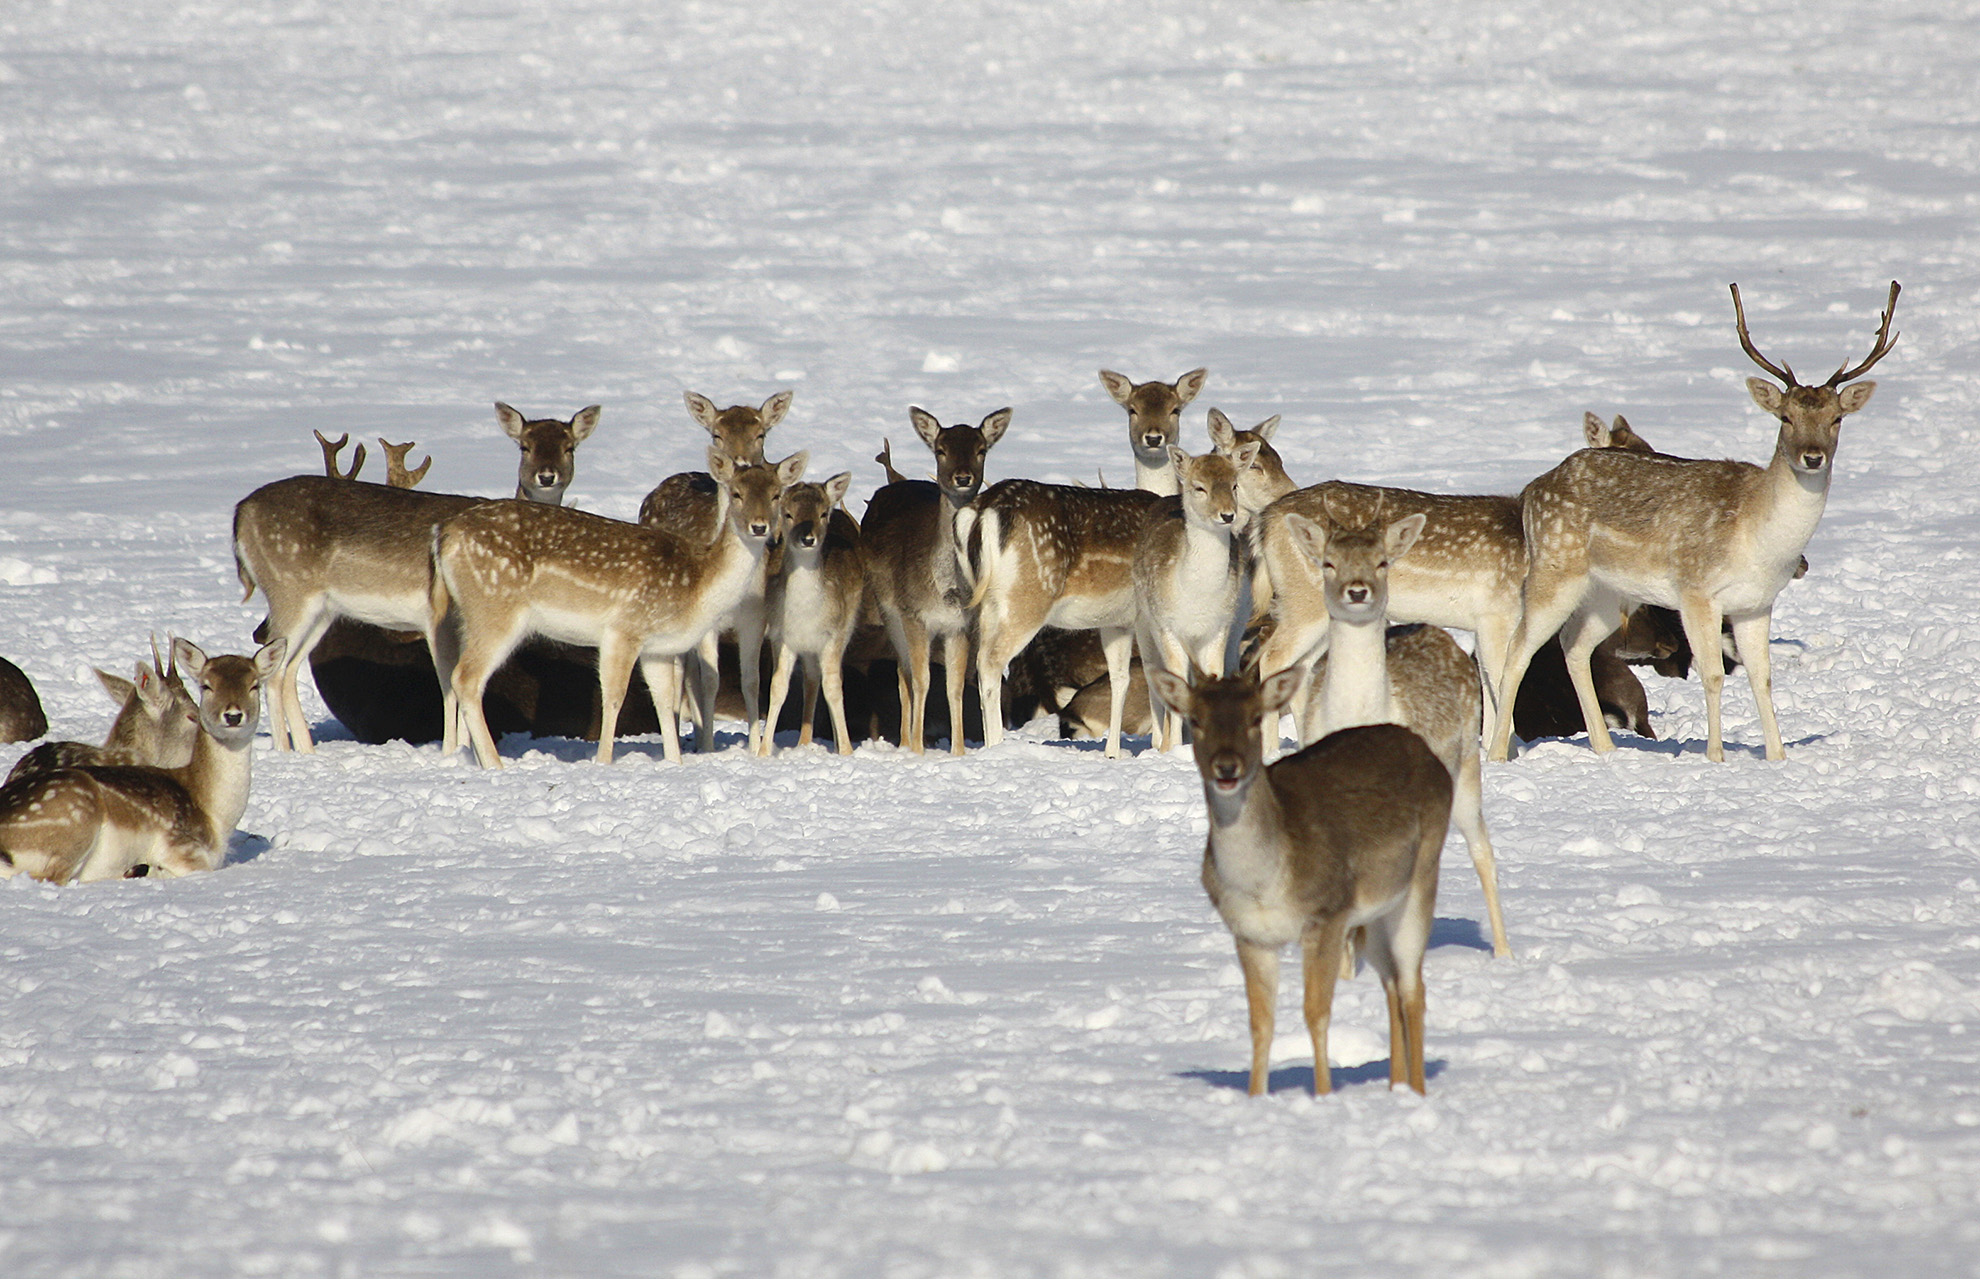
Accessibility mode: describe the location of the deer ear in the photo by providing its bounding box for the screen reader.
[1747,378,1786,415]
[1148,669,1194,716]
[1838,381,1876,414]
[1258,667,1304,716]
[97,668,137,706]
[1205,408,1235,449]
[1583,411,1608,448]
[979,408,1013,448]
[1282,512,1326,564]
[823,472,853,506]
[1386,512,1427,560]
[908,406,942,449]
[495,402,527,442]
[759,390,794,429]
[171,639,208,678]
[1233,442,1262,473]
[254,638,288,681]
[1098,370,1134,405]
[1174,368,1208,406]
[1167,445,1190,476]
[569,405,602,443]
[777,451,809,485]
[1251,414,1280,441]
[708,450,736,483]
[684,391,720,431]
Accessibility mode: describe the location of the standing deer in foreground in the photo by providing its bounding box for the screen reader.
[1098,367,1209,496]
[1133,444,1258,751]
[1285,499,1511,958]
[863,406,1008,754]
[0,639,283,883]
[760,472,864,755]
[1151,665,1452,1096]
[6,640,201,784]
[1488,282,1900,763]
[236,402,600,753]
[434,451,803,768]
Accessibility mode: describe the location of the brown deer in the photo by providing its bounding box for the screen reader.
[235,403,600,753]
[433,450,803,768]
[0,639,283,883]
[1150,665,1452,1096]
[501,402,600,505]
[1488,282,1899,763]
[862,407,1009,754]
[6,640,201,784]
[0,657,47,746]
[759,472,864,755]
[1097,367,1209,495]
[1284,499,1510,958]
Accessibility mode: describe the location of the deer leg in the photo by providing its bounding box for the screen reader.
[1558,596,1623,755]
[941,630,969,755]
[1300,920,1348,1096]
[821,638,853,756]
[737,608,768,755]
[451,623,523,771]
[639,655,683,763]
[1729,611,1782,761]
[690,633,719,754]
[268,600,333,753]
[899,615,931,755]
[1136,626,1173,753]
[1487,567,1588,762]
[973,597,1046,752]
[797,652,820,748]
[429,612,465,757]
[1235,939,1281,1097]
[1450,746,1510,959]
[1472,609,1517,749]
[760,642,799,758]
[591,633,640,766]
[1098,627,1136,759]
[1677,595,1728,761]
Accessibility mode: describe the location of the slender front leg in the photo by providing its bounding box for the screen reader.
[642,655,683,763]
[592,631,638,766]
[1452,748,1511,958]
[759,643,800,757]
[1729,610,1781,761]
[737,610,767,755]
[690,633,719,754]
[820,640,854,755]
[1235,940,1281,1097]
[941,630,969,755]
[1677,595,1727,761]
[1299,921,1347,1096]
[1488,566,1587,762]
[1098,626,1134,759]
[797,652,822,748]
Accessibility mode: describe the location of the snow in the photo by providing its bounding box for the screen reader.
[3,0,1980,1273]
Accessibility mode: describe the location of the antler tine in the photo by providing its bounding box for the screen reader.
[149,632,167,678]
[313,429,366,481]
[1729,284,1798,387]
[379,438,432,488]
[1826,280,1902,387]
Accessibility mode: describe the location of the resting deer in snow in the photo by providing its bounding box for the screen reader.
[1488,282,1900,764]
[0,639,283,883]
[760,471,864,755]
[235,402,600,753]
[1150,664,1452,1096]
[0,657,46,746]
[6,640,201,785]
[1133,444,1258,751]
[863,406,1008,754]
[639,390,794,751]
[433,450,803,768]
[1284,498,1511,958]
[1098,367,1209,496]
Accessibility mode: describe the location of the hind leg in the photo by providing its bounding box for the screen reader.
[1300,919,1349,1096]
[1097,626,1135,759]
[266,597,333,752]
[1452,746,1510,958]
[1558,592,1624,754]
[1729,609,1781,760]
[1488,561,1590,762]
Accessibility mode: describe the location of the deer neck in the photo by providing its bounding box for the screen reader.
[1754,438,1834,561]
[171,726,255,851]
[1135,451,1180,497]
[1202,772,1292,895]
[1317,609,1395,732]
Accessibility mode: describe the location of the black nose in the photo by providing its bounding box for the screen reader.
[1801,451,1827,469]
[1218,510,1235,524]
[1345,586,1369,604]
[222,709,245,728]
[950,473,973,489]
[749,521,770,537]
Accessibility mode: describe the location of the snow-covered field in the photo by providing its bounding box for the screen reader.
[4,0,1980,1273]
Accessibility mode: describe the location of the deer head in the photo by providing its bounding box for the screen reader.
[1732,281,1900,477]
[497,402,601,504]
[1099,367,1208,472]
[908,406,1010,501]
[685,390,791,467]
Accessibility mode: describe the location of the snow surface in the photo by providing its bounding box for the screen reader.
[3,0,1980,1274]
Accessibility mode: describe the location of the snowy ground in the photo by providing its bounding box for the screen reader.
[3,0,1980,1274]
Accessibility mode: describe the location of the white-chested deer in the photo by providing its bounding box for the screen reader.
[760,472,864,755]
[1488,282,1900,763]
[501,402,600,505]
[0,639,283,883]
[863,406,1008,754]
[1097,367,1209,495]
[1150,665,1452,1096]
[235,402,600,753]
[1133,444,1258,751]
[6,640,201,785]
[433,450,803,768]
[1284,499,1511,958]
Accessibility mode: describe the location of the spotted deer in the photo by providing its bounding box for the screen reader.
[235,402,600,753]
[0,639,283,884]
[1150,665,1452,1096]
[0,657,46,746]
[638,390,794,751]
[1133,444,1258,751]
[863,407,1008,754]
[1488,282,1900,763]
[760,472,864,755]
[433,450,803,768]
[1206,408,1296,513]
[1097,367,1209,495]
[6,640,201,785]
[1285,500,1511,958]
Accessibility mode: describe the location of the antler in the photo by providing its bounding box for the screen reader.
[1729,284,1798,387]
[314,429,366,480]
[149,632,171,679]
[379,438,432,488]
[874,438,908,486]
[1825,280,1902,387]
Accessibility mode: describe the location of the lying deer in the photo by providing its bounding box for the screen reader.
[6,639,201,784]
[1151,664,1452,1096]
[0,639,283,883]
[1284,498,1510,958]
[0,657,47,746]
[1488,282,1899,763]
[434,450,803,768]
[863,406,1008,754]
[760,471,864,755]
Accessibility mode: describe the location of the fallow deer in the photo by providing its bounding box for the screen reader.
[1285,500,1511,958]
[0,657,46,746]
[501,402,600,505]
[760,472,864,755]
[1097,367,1209,495]
[0,639,283,883]
[433,450,803,768]
[1133,444,1257,751]
[235,402,600,753]
[862,406,1008,754]
[6,641,201,784]
[1487,282,1899,763]
[1151,665,1452,1096]
[1206,408,1296,514]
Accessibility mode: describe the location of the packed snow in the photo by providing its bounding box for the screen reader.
[3,0,1979,1274]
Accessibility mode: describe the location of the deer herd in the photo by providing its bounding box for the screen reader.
[0,282,1902,1098]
